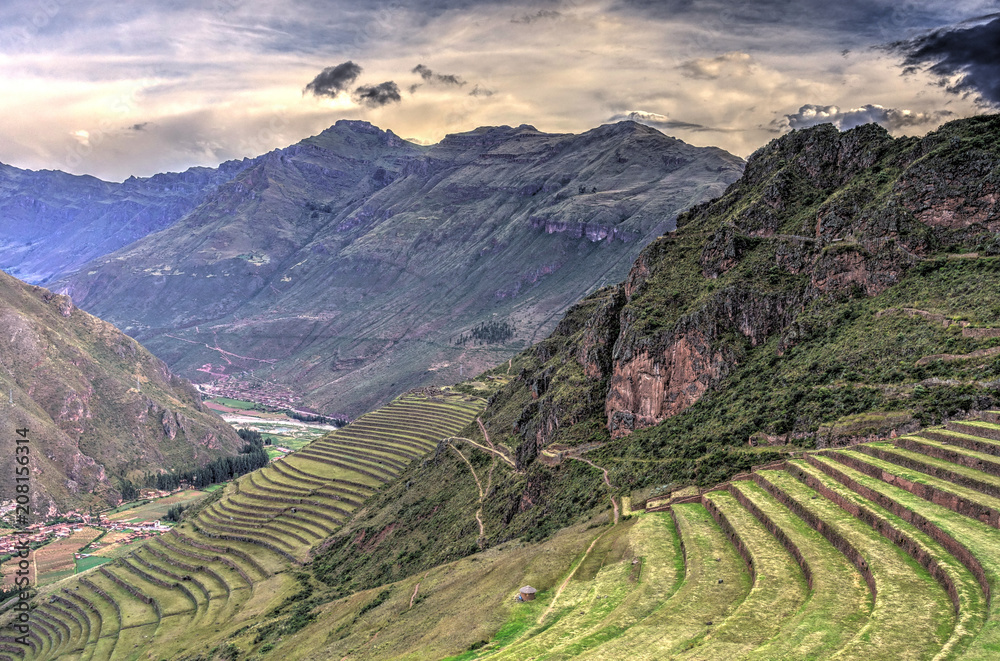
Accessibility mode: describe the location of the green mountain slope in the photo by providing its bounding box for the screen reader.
[0,270,241,515]
[58,120,743,417]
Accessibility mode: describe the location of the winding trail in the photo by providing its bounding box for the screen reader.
[569,456,619,524]
[449,435,517,471]
[449,443,487,546]
[409,573,428,608]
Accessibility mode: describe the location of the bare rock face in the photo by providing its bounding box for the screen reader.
[606,332,727,438]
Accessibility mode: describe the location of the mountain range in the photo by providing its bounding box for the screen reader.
[0,158,252,285]
[18,120,744,417]
[2,113,1000,660]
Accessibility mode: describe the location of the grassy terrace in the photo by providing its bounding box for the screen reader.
[755,469,954,660]
[16,405,1000,659]
[0,391,484,660]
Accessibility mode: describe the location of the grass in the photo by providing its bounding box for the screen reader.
[759,469,954,660]
[552,503,750,660]
[108,489,209,524]
[810,452,1000,658]
[208,397,259,410]
[674,489,809,660]
[74,555,113,573]
[788,458,985,658]
[836,448,1000,515]
[732,480,870,660]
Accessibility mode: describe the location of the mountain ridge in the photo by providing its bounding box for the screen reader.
[53,119,744,417]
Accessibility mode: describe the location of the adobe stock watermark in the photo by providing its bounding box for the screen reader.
[0,0,70,53]
[8,425,32,647]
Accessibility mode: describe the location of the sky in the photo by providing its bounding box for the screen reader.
[0,0,997,181]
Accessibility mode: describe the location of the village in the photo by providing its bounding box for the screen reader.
[0,491,179,587]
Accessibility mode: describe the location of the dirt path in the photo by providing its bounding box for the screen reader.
[409,573,428,608]
[506,357,512,375]
[449,435,517,471]
[449,444,487,546]
[477,417,517,465]
[569,456,619,524]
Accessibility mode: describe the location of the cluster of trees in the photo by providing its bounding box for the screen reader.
[119,428,272,498]
[285,410,348,426]
[454,320,515,346]
[164,503,188,522]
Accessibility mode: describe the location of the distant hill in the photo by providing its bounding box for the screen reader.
[0,270,242,516]
[0,158,253,284]
[55,120,743,417]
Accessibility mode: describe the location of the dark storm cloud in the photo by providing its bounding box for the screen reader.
[353,81,402,107]
[886,15,1000,106]
[411,64,466,86]
[780,104,953,131]
[304,61,363,98]
[614,0,977,43]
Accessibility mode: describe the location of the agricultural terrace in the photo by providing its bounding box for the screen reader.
[434,412,1000,660]
[0,391,483,661]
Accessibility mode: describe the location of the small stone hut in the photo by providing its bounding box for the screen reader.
[519,585,537,601]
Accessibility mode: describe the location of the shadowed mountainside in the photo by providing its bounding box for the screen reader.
[56,120,743,417]
[0,159,253,285]
[0,269,241,516]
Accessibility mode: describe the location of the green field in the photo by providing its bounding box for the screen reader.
[75,555,113,573]
[209,397,259,410]
[108,489,210,524]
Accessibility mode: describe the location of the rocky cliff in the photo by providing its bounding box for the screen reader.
[480,114,1000,464]
[306,114,1000,596]
[0,270,242,517]
[55,120,743,417]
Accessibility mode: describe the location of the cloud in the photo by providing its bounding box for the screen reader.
[304,61,363,98]
[130,122,148,131]
[511,9,561,24]
[886,14,1000,106]
[469,84,494,97]
[411,64,466,87]
[608,110,714,132]
[679,52,753,80]
[353,81,402,107]
[779,103,953,131]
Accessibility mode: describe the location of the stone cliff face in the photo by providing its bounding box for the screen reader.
[483,115,1000,449]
